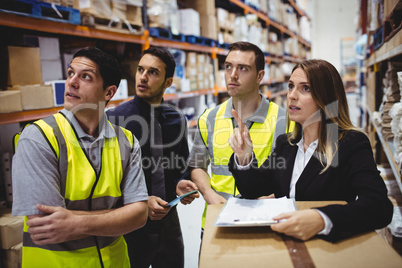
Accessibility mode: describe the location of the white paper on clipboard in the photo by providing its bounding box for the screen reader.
[214,196,297,227]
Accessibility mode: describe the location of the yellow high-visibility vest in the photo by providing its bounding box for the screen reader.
[198,99,292,228]
[18,112,134,268]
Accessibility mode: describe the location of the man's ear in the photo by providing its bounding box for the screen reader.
[104,85,117,101]
[257,70,265,83]
[164,77,173,89]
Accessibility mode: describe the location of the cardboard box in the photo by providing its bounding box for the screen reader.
[44,80,66,107]
[78,0,113,19]
[0,209,24,250]
[0,242,22,268]
[186,52,197,66]
[126,4,143,26]
[172,77,181,91]
[147,0,168,28]
[197,54,206,64]
[200,203,402,267]
[200,14,217,40]
[10,85,54,110]
[8,46,42,86]
[183,0,215,16]
[185,66,197,78]
[0,91,23,113]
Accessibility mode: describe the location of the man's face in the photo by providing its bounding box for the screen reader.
[64,56,110,112]
[135,54,171,104]
[224,50,262,98]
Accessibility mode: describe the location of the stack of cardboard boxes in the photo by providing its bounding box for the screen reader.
[182,0,217,40]
[0,45,56,113]
[216,8,236,45]
[0,36,70,113]
[0,208,24,268]
[184,52,214,92]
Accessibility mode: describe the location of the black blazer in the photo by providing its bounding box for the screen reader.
[229,131,393,242]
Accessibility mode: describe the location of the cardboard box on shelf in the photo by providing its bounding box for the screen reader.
[200,15,217,40]
[147,0,169,28]
[0,242,22,268]
[186,52,197,66]
[126,4,143,26]
[216,8,229,30]
[180,78,190,92]
[9,85,54,110]
[196,54,206,64]
[182,0,215,16]
[8,46,42,86]
[112,0,127,21]
[77,0,113,20]
[197,80,205,90]
[0,91,22,113]
[172,77,181,91]
[189,77,198,91]
[185,66,197,78]
[0,208,24,250]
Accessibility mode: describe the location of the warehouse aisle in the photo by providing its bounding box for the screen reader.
[178,194,205,268]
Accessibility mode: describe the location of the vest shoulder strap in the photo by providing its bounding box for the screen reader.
[198,100,230,147]
[109,122,134,175]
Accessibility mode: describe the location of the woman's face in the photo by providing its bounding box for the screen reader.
[287,68,320,127]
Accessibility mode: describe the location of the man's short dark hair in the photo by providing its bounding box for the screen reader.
[228,42,265,72]
[143,46,176,79]
[73,47,122,90]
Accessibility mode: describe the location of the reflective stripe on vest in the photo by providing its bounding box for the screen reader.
[198,99,289,228]
[21,112,133,268]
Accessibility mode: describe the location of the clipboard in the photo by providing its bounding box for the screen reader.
[167,190,199,207]
[214,196,297,227]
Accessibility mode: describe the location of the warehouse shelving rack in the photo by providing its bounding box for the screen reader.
[0,0,311,125]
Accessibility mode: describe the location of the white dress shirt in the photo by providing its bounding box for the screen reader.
[235,137,333,235]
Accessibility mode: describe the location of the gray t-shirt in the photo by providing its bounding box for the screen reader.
[12,109,148,216]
